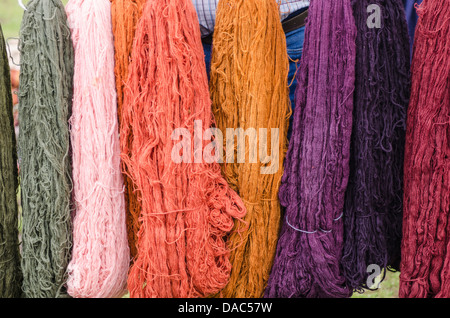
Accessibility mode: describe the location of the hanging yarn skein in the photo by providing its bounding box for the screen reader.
[0,23,22,298]
[400,0,450,298]
[18,0,74,298]
[123,0,246,298]
[110,0,146,260]
[265,0,357,298]
[209,0,291,298]
[65,0,130,298]
[340,0,410,292]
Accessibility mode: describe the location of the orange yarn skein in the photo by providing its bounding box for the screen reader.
[110,0,146,259]
[122,0,246,298]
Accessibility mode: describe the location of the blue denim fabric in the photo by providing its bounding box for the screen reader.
[203,42,213,81]
[403,0,423,57]
[202,16,306,140]
[285,25,305,139]
[194,0,310,37]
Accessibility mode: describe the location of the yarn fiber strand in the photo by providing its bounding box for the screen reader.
[65,0,130,298]
[209,0,291,298]
[18,0,74,298]
[340,0,410,292]
[110,0,145,259]
[265,0,357,298]
[400,0,450,298]
[0,23,22,298]
[123,0,246,298]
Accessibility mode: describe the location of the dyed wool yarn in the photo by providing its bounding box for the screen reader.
[209,0,291,298]
[65,0,130,298]
[18,0,73,298]
[400,0,450,298]
[340,0,410,292]
[123,0,246,298]
[0,24,22,298]
[265,0,357,298]
[110,0,145,259]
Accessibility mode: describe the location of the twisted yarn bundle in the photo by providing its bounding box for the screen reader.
[18,0,73,298]
[110,0,145,259]
[122,0,246,298]
[341,0,410,292]
[65,0,130,298]
[265,0,356,298]
[209,0,291,298]
[400,0,450,298]
[0,23,22,298]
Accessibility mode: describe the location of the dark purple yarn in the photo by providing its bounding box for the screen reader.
[264,0,356,298]
[340,0,410,293]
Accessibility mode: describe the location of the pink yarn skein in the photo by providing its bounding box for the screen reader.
[65,0,130,298]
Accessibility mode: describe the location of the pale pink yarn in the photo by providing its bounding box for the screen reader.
[65,0,130,298]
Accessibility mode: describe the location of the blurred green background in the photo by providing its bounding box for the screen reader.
[0,0,68,39]
[0,0,401,299]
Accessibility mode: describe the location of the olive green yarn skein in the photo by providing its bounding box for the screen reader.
[18,0,74,298]
[0,23,22,299]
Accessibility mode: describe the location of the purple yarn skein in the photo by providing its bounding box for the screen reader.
[340,0,410,292]
[265,0,357,298]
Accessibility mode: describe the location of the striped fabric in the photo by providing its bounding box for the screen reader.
[193,0,310,36]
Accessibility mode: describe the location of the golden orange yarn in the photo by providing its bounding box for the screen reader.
[209,0,291,298]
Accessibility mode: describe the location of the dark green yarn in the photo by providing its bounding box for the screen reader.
[18,0,74,298]
[0,24,23,299]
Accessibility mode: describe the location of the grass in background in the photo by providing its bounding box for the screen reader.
[352,271,400,298]
[0,0,69,39]
[0,0,401,299]
[0,0,26,39]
